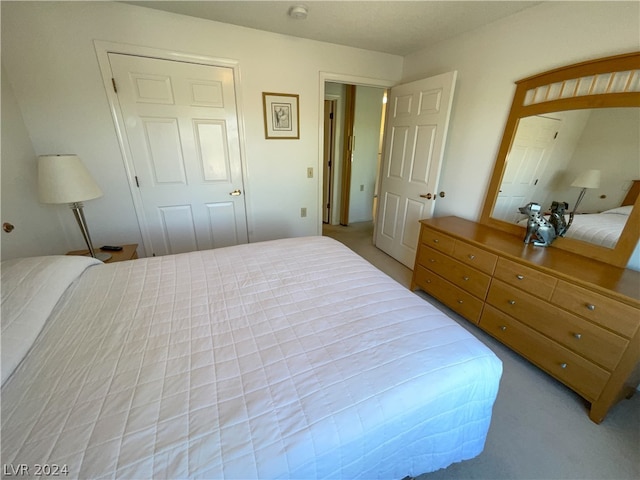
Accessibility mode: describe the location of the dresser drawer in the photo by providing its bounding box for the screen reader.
[493,257,557,301]
[419,227,455,256]
[480,305,610,401]
[413,266,484,323]
[486,280,628,370]
[452,241,497,275]
[552,281,639,338]
[416,246,491,300]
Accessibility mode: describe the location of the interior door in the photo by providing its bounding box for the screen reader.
[493,115,561,223]
[375,72,457,268]
[109,53,248,256]
[323,99,336,223]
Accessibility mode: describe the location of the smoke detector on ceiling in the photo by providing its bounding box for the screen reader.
[288,5,308,20]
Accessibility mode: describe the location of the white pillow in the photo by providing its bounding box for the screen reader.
[602,205,633,216]
[1,255,101,386]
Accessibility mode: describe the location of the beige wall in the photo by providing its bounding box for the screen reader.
[2,1,638,267]
[1,1,402,257]
[402,1,639,221]
[1,65,70,259]
[401,0,639,269]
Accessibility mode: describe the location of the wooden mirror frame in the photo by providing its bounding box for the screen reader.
[480,52,640,268]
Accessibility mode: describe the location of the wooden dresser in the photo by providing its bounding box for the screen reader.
[411,216,640,423]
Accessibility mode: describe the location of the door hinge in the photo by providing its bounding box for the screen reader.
[554,131,558,139]
[111,78,118,93]
[329,112,334,120]
[135,176,140,187]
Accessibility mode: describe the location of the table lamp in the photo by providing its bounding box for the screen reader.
[567,169,600,229]
[37,154,111,261]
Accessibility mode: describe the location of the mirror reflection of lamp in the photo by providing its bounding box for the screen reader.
[567,169,601,229]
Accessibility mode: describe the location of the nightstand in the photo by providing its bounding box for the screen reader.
[66,244,138,263]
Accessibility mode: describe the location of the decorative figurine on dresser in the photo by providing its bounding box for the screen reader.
[548,201,569,237]
[413,52,640,424]
[519,201,570,246]
[519,202,557,246]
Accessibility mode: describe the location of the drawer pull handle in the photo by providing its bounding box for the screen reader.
[573,333,582,340]
[516,274,524,280]
[457,300,464,304]
[426,279,432,284]
[468,254,476,260]
[560,363,568,369]
[433,239,439,243]
[499,326,507,331]
[508,300,516,305]
[586,304,596,311]
[429,259,435,263]
[463,276,470,281]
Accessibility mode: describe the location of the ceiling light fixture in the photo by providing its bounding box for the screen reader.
[288,5,308,20]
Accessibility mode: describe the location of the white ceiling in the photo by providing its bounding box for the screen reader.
[125,1,541,56]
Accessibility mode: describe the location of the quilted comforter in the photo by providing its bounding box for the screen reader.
[1,236,502,479]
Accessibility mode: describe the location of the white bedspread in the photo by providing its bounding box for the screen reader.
[1,255,100,385]
[1,237,501,479]
[563,206,630,248]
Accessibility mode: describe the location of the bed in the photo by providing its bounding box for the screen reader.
[561,179,639,248]
[1,236,502,479]
[561,205,633,248]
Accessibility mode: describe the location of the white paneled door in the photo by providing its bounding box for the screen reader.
[493,115,561,223]
[109,53,247,256]
[376,72,457,268]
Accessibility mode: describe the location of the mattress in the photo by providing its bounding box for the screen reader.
[1,236,502,479]
[563,206,631,248]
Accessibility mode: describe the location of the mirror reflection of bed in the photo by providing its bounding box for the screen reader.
[492,107,640,249]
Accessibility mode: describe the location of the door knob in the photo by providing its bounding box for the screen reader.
[420,193,433,199]
[230,189,242,196]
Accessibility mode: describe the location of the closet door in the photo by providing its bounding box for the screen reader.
[109,53,247,256]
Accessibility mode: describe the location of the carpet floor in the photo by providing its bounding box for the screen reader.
[323,221,639,480]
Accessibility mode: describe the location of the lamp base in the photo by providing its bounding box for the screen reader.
[95,252,112,262]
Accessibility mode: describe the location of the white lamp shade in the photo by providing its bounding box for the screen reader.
[38,154,103,204]
[571,169,601,189]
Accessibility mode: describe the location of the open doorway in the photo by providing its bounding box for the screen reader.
[323,82,387,233]
[322,72,457,269]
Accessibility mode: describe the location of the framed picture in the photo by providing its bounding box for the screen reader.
[262,92,300,139]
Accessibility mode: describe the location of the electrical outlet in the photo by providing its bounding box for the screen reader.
[301,207,307,217]
[307,167,313,178]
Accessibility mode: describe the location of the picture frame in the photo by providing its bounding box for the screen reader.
[262,92,300,139]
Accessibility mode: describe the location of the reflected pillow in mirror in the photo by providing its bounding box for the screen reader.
[602,205,633,216]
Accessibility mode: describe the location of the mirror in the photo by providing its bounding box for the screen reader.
[481,52,640,267]
[492,107,639,249]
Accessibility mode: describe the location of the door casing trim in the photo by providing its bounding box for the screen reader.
[318,72,395,237]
